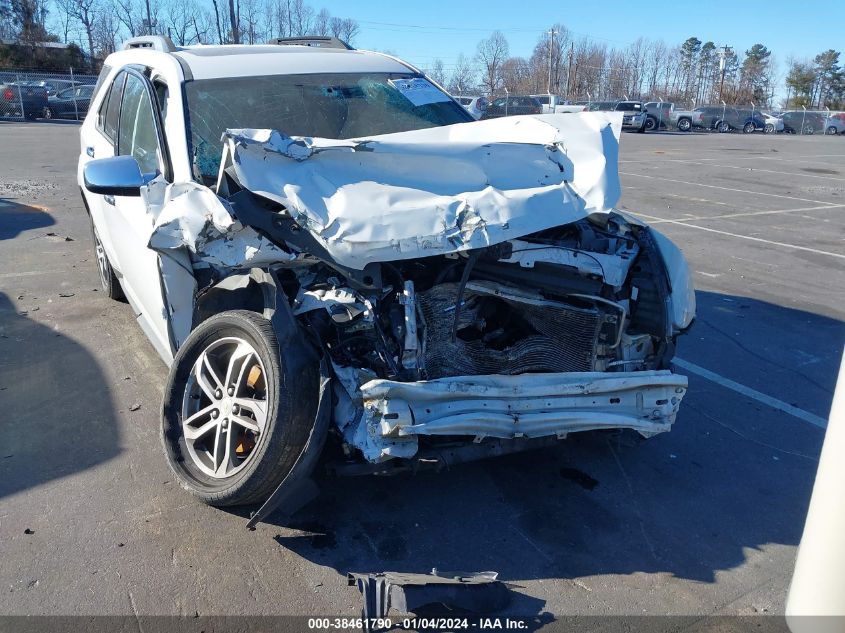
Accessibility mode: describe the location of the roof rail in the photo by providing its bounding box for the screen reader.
[268,36,353,50]
[122,35,177,53]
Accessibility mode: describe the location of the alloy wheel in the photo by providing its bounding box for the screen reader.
[180,337,268,479]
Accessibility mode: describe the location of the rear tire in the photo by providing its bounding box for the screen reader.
[717,121,731,133]
[764,123,774,134]
[43,107,53,119]
[803,125,815,135]
[827,126,838,135]
[92,224,124,300]
[644,117,657,132]
[677,118,691,132]
[743,122,755,134]
[161,310,319,507]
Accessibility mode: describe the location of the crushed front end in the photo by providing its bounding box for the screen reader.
[151,112,695,470]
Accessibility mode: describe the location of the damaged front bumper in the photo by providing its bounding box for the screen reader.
[343,370,688,462]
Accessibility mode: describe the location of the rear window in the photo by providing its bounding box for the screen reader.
[99,72,126,142]
[536,96,550,105]
[91,65,112,103]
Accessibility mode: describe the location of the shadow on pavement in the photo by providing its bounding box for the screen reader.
[0,292,121,499]
[0,198,55,240]
[266,290,841,600]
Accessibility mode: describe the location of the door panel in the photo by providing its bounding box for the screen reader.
[82,72,124,275]
[105,72,175,360]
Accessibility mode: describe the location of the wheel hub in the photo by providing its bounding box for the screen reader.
[179,337,268,479]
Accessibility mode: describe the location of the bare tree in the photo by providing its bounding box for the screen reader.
[476,30,509,95]
[238,0,264,44]
[92,4,120,55]
[227,0,238,43]
[341,18,358,44]
[289,0,311,35]
[500,56,530,94]
[57,0,97,66]
[427,58,446,86]
[313,7,329,36]
[448,53,476,94]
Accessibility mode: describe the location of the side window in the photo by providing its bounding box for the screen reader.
[98,72,125,142]
[118,74,161,176]
[492,98,505,108]
[153,79,169,121]
[90,64,112,102]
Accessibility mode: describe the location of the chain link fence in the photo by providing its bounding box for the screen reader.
[1,68,99,122]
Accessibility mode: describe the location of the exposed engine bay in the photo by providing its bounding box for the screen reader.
[146,113,694,466]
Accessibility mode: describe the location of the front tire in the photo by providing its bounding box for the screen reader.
[161,310,318,507]
[677,118,691,132]
[827,126,838,135]
[644,116,657,132]
[764,123,774,134]
[743,122,755,134]
[43,107,53,119]
[717,121,731,133]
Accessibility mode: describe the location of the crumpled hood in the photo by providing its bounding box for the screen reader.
[221,112,623,270]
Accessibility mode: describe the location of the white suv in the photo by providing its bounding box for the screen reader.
[79,35,694,523]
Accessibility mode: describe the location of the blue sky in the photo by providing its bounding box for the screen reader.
[318,0,835,80]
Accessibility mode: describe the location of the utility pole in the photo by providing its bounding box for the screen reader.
[547,28,557,95]
[717,45,733,103]
[567,43,574,98]
[144,0,152,34]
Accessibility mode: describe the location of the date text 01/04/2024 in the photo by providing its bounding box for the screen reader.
[307,617,531,630]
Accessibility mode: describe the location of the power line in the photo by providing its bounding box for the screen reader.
[356,19,633,45]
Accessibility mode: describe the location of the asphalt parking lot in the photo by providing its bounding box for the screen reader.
[0,122,843,626]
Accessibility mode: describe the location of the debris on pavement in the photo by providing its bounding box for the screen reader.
[347,570,510,631]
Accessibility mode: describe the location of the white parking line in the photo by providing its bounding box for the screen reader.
[652,160,845,182]
[643,204,845,224]
[673,358,828,429]
[0,270,66,279]
[632,213,845,259]
[620,171,839,206]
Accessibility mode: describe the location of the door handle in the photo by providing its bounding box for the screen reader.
[104,195,115,206]
[86,146,95,158]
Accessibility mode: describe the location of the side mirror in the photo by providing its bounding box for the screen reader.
[83,155,145,197]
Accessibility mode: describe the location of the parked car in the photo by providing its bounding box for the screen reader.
[687,106,764,133]
[454,95,488,120]
[643,101,674,131]
[0,81,47,119]
[531,94,586,113]
[78,36,694,517]
[782,110,828,135]
[824,113,845,135]
[673,108,695,132]
[483,95,543,118]
[44,84,95,119]
[34,79,84,97]
[588,100,647,132]
[761,112,784,133]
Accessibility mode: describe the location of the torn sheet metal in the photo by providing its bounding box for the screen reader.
[342,370,687,462]
[148,181,294,269]
[222,112,623,270]
[348,570,510,629]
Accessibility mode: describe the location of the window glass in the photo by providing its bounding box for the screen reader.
[185,72,471,180]
[100,72,125,141]
[91,65,112,102]
[118,74,160,175]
